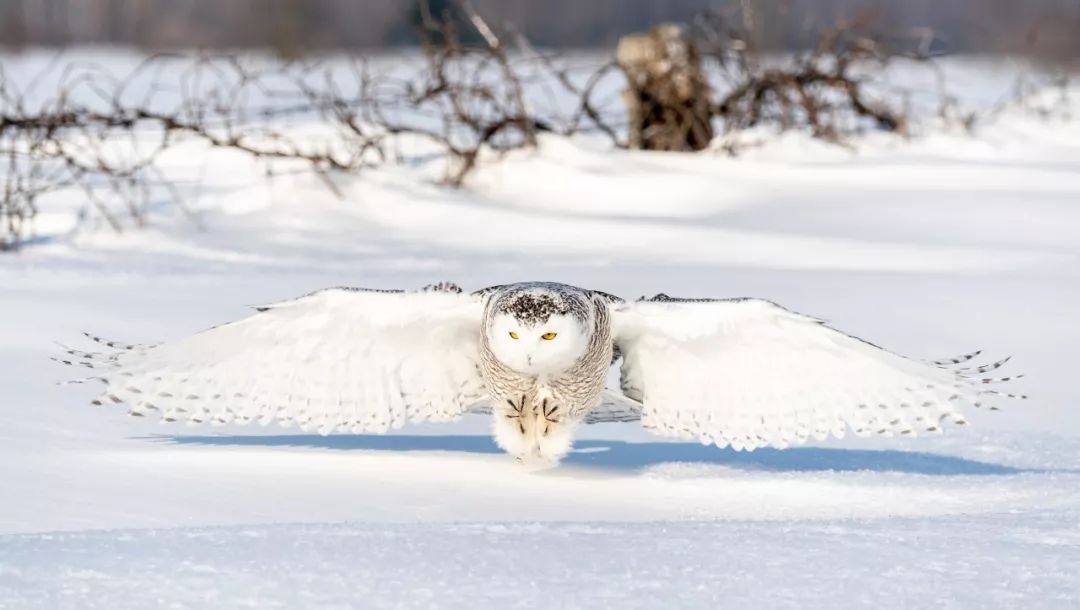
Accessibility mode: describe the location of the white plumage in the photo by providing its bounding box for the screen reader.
[57,282,1025,464]
[613,297,1014,450]
[67,287,488,434]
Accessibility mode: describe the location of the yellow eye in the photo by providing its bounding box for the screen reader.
[541,332,557,340]
[509,331,519,340]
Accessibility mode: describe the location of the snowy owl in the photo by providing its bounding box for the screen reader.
[56,281,1024,465]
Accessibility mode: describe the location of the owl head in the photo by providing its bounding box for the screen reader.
[485,288,592,376]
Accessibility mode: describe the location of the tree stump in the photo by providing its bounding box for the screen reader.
[616,23,714,152]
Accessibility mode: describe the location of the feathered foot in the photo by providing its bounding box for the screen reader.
[491,395,577,467]
[531,398,576,465]
[493,394,535,460]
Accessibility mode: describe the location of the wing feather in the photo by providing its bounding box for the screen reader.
[58,286,489,434]
[611,297,1024,450]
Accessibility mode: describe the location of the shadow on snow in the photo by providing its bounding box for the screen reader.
[154,434,1027,476]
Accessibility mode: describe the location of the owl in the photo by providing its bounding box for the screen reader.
[56,281,1024,465]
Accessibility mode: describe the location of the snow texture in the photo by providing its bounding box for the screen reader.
[1,51,1079,609]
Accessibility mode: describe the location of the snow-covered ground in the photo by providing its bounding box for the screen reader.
[1,51,1079,608]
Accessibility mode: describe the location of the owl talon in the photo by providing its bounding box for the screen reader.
[506,396,525,416]
[540,398,560,424]
[494,394,575,463]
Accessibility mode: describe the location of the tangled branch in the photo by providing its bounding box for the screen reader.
[0,8,623,250]
[698,12,908,143]
[1,3,1030,252]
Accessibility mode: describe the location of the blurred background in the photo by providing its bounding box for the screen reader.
[2,0,1079,60]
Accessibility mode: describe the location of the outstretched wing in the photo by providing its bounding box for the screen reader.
[610,296,1024,450]
[57,285,489,434]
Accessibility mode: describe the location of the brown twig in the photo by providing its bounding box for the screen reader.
[698,10,909,142]
[0,13,598,248]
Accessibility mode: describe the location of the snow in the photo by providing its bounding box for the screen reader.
[4,516,1080,609]
[2,50,1080,608]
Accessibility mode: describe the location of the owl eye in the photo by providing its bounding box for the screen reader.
[509,331,519,340]
[541,332,557,340]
